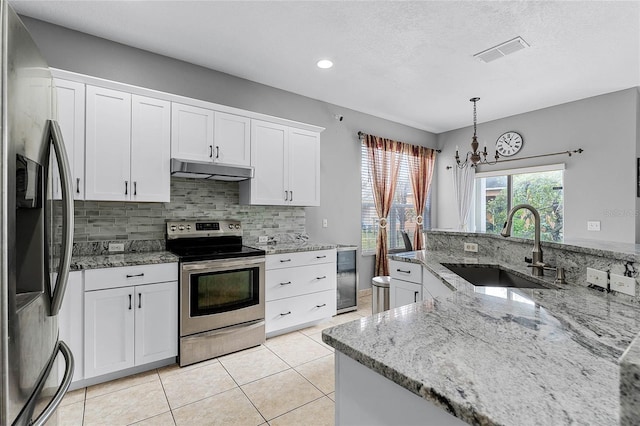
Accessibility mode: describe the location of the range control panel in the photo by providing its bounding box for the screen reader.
[166,220,242,239]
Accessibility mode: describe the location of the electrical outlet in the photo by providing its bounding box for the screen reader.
[586,267,608,289]
[258,236,268,243]
[322,219,328,228]
[108,243,124,253]
[587,221,601,231]
[463,242,478,253]
[610,273,636,296]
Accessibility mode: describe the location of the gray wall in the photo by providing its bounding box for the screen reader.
[436,88,640,244]
[22,16,437,289]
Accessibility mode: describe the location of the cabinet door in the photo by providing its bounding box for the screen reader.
[58,271,84,382]
[131,95,171,202]
[53,78,85,200]
[288,128,320,206]
[85,86,132,201]
[134,281,178,365]
[390,279,422,309]
[248,120,287,205]
[84,287,135,378]
[171,103,214,162]
[214,112,251,166]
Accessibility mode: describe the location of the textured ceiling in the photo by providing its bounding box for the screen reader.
[11,0,640,133]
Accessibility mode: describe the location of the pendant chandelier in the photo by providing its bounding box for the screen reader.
[455,97,499,169]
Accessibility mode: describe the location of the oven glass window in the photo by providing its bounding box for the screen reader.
[190,268,259,316]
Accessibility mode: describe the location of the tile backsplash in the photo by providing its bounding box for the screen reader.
[72,177,306,242]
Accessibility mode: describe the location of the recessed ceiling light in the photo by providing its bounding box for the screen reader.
[316,59,334,69]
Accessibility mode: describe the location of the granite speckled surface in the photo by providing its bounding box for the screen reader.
[323,250,640,426]
[70,251,179,271]
[249,242,337,254]
[620,332,640,425]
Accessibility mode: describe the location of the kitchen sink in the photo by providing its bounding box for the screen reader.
[441,264,549,289]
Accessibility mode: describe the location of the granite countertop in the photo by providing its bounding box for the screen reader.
[323,250,640,425]
[70,251,179,271]
[250,241,337,255]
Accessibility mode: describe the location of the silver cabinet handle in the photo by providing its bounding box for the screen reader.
[125,180,128,195]
[284,191,288,201]
[138,293,142,308]
[290,191,293,202]
[209,145,213,158]
[126,273,145,278]
[216,146,219,159]
[280,311,292,316]
[316,276,327,280]
[29,341,74,426]
[128,294,132,310]
[414,291,419,303]
[316,255,327,259]
[397,269,411,274]
[316,303,327,308]
[76,177,80,194]
[134,181,137,196]
[48,120,74,316]
[280,259,291,263]
[280,281,292,286]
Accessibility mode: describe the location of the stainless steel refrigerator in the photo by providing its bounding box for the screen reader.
[0,3,75,425]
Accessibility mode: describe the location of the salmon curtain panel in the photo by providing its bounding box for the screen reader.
[404,145,437,250]
[364,135,402,277]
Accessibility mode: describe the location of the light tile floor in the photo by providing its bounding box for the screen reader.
[56,293,372,426]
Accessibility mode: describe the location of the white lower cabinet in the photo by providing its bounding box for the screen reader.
[265,249,337,335]
[58,271,84,382]
[390,279,423,309]
[390,260,423,309]
[84,264,178,379]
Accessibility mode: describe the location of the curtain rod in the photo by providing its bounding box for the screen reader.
[445,148,584,170]
[358,131,441,153]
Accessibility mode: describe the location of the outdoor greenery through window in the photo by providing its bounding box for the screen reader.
[475,167,564,242]
[361,145,431,253]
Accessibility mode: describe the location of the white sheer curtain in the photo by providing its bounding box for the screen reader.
[453,166,475,231]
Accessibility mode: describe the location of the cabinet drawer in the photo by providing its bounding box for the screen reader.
[265,290,336,334]
[389,260,422,284]
[85,263,178,291]
[266,263,336,302]
[266,249,335,270]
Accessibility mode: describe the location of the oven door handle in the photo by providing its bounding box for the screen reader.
[181,257,265,272]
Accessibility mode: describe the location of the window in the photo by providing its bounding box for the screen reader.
[475,165,564,242]
[361,144,432,254]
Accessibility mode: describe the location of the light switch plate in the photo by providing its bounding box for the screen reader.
[258,236,268,243]
[108,243,124,252]
[586,267,608,289]
[610,273,636,296]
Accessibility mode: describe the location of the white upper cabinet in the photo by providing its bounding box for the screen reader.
[171,104,251,167]
[131,95,171,202]
[85,86,132,201]
[240,119,320,206]
[86,86,170,202]
[214,111,251,166]
[288,128,320,206]
[171,103,214,162]
[53,78,85,200]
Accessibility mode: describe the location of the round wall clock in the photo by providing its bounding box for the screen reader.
[495,131,523,157]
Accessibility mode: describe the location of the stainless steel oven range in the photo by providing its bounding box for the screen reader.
[166,220,266,366]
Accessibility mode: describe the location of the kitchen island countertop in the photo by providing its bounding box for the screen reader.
[323,250,640,425]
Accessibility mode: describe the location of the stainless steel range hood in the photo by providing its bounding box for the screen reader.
[171,158,254,181]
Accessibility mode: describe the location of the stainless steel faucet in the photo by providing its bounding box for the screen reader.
[500,204,544,276]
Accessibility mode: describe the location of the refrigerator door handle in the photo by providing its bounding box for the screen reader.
[30,341,75,426]
[48,120,74,316]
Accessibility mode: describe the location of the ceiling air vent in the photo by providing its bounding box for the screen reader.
[473,36,530,63]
